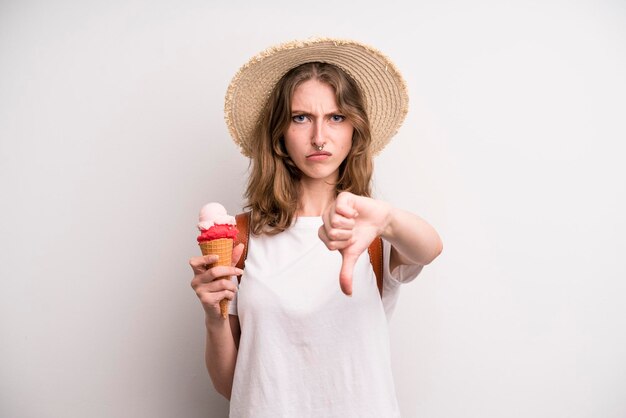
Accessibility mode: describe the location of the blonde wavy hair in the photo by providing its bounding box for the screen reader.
[245,62,373,235]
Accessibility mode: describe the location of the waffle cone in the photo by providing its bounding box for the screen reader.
[199,238,234,319]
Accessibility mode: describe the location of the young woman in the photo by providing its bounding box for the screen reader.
[190,39,443,418]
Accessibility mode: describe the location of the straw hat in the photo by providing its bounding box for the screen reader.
[224,38,409,157]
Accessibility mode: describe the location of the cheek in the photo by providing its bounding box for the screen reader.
[339,127,354,151]
[284,125,309,150]
[282,133,299,159]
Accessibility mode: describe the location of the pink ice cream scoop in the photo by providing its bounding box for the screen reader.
[197,202,238,242]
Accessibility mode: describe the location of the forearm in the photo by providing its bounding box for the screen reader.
[382,207,443,267]
[204,317,238,399]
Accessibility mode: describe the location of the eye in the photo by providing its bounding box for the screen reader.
[330,114,346,122]
[292,115,308,123]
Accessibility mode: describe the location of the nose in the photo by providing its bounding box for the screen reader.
[311,120,325,148]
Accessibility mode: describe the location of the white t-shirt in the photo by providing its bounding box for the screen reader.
[228,217,422,418]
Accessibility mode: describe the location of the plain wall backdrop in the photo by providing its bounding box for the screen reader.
[1,0,625,417]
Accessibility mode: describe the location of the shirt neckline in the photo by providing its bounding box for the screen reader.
[291,216,323,229]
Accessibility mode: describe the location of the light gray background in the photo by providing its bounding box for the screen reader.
[1,0,625,417]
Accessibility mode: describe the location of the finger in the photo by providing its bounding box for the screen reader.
[198,289,236,307]
[189,254,219,274]
[322,200,355,226]
[324,227,352,242]
[323,229,353,245]
[334,193,358,218]
[318,227,352,251]
[193,277,237,294]
[205,277,239,293]
[193,274,238,295]
[318,224,329,242]
[328,214,356,230]
[214,289,236,301]
[198,266,244,283]
[339,251,359,296]
[335,204,358,219]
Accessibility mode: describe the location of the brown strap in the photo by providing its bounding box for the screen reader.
[234,212,250,283]
[233,212,384,297]
[368,237,384,296]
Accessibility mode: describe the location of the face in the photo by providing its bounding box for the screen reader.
[283,79,354,184]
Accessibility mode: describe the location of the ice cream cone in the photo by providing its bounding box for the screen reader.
[199,238,233,319]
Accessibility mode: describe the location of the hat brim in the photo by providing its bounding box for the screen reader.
[224,38,409,157]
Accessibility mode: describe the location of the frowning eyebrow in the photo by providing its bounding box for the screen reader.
[290,109,342,115]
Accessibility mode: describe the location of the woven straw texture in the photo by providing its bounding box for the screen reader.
[224,38,409,157]
[199,238,234,319]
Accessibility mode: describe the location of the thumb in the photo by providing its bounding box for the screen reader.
[339,251,359,296]
[231,243,245,266]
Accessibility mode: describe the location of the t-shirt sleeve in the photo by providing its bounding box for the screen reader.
[381,239,423,320]
[228,275,239,316]
[382,239,423,284]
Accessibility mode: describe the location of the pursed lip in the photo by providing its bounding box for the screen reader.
[305,151,332,158]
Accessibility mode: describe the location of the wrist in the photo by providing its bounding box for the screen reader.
[205,313,228,330]
[380,205,397,238]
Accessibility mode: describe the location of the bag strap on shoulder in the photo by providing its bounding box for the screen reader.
[233,212,384,296]
[234,212,250,281]
[368,236,384,297]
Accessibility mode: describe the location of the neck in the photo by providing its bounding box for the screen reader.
[297,178,336,216]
